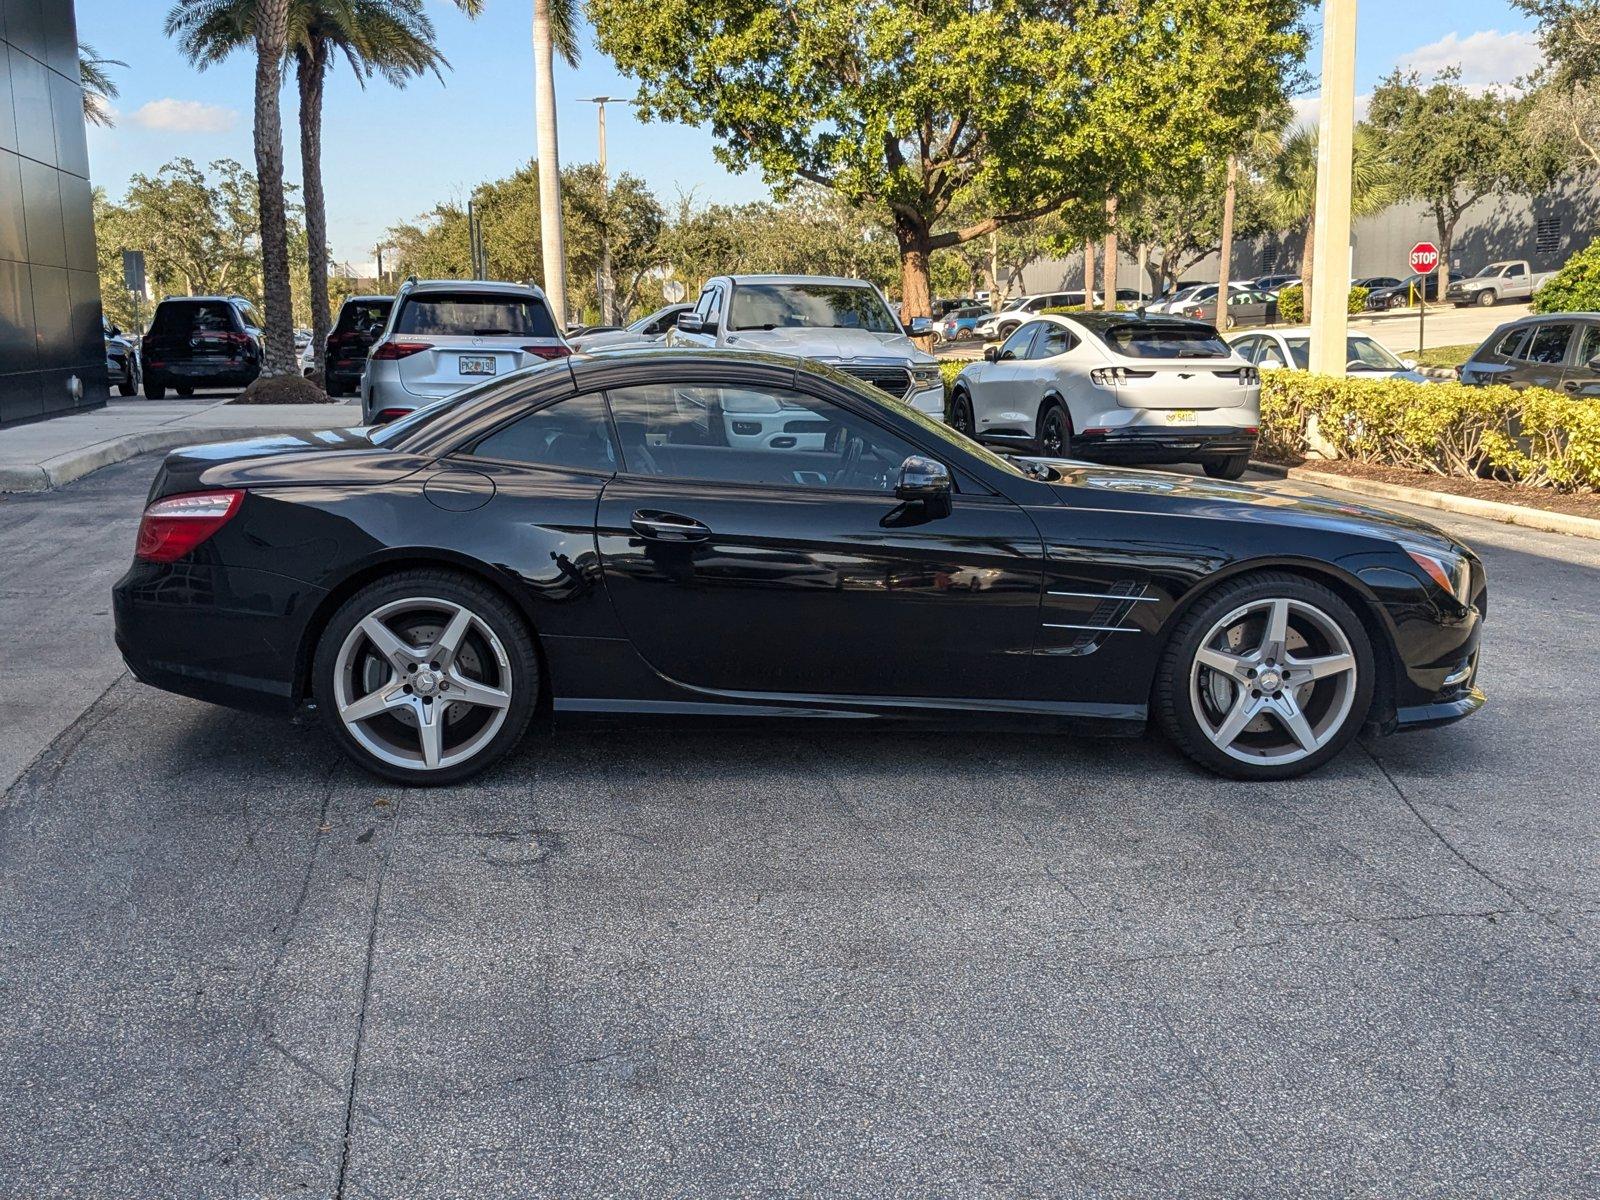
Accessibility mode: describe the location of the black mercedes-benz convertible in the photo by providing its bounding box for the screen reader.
[113,349,1486,785]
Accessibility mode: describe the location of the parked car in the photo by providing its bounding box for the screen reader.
[1364,273,1444,311]
[1352,276,1403,292]
[1446,260,1554,308]
[938,304,992,342]
[1228,327,1428,382]
[103,318,140,397]
[934,296,984,317]
[1157,282,1256,319]
[361,279,568,423]
[568,303,693,352]
[140,295,264,399]
[311,296,394,397]
[1458,313,1600,393]
[1188,290,1279,330]
[668,274,946,417]
[1247,274,1300,292]
[976,292,1101,340]
[114,349,1486,786]
[947,313,1260,479]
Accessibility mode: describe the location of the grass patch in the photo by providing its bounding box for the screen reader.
[1411,343,1477,370]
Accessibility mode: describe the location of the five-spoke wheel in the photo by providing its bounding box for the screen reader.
[1157,573,1374,779]
[313,572,538,784]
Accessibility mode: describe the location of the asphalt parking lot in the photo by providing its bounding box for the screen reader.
[1,453,1596,1197]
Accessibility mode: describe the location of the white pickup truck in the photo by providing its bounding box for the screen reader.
[1446,260,1555,308]
[667,274,947,419]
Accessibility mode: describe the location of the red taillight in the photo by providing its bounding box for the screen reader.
[135,491,244,563]
[373,408,412,424]
[522,344,572,360]
[371,340,430,360]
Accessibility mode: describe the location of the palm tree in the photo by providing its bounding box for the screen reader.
[167,1,479,380]
[78,43,125,127]
[533,0,580,327]
[1262,123,1396,311]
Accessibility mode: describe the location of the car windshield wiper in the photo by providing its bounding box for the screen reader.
[733,323,780,331]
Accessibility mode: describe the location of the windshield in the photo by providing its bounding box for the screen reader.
[1282,336,1405,371]
[729,283,897,333]
[395,292,558,337]
[1476,263,1506,277]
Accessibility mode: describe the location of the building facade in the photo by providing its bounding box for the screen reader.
[1016,176,1600,300]
[1,0,104,428]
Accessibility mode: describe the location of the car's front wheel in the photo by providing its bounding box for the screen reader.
[312,571,539,785]
[950,388,975,437]
[1155,572,1374,779]
[1476,289,1497,307]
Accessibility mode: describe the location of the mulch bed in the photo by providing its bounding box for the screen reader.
[229,375,334,405]
[1285,458,1600,520]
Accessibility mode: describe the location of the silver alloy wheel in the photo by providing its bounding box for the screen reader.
[1188,596,1358,767]
[332,596,512,772]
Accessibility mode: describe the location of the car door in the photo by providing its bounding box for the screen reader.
[594,376,1045,700]
[1519,322,1574,391]
[972,322,1045,436]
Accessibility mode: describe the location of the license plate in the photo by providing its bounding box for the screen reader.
[459,355,496,376]
[1165,409,1198,425]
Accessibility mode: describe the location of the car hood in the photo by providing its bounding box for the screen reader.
[1018,458,1461,551]
[148,427,433,501]
[721,326,933,364]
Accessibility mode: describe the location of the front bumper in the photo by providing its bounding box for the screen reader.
[1072,425,1258,463]
[908,385,945,419]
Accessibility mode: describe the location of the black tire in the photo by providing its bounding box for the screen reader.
[117,370,137,397]
[311,569,540,785]
[1203,454,1249,480]
[175,384,195,397]
[1154,571,1375,780]
[145,381,165,399]
[950,388,976,438]
[1036,401,1071,458]
[1476,289,1497,307]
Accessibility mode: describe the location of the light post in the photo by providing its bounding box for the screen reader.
[1308,0,1359,377]
[578,95,621,325]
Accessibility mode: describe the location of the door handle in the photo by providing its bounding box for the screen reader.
[1564,380,1580,393]
[630,510,712,542]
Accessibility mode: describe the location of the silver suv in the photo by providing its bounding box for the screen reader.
[362,279,568,422]
[667,274,945,418]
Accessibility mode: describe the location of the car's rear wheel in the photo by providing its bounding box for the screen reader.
[1037,402,1071,457]
[312,571,539,785]
[1155,573,1374,779]
[950,388,975,437]
[1203,454,1249,480]
[145,381,165,399]
[175,384,194,397]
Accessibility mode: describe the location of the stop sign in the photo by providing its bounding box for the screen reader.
[1410,242,1440,273]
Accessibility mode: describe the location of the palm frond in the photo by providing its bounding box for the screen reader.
[78,42,125,127]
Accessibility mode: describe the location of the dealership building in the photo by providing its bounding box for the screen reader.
[1017,176,1600,298]
[1,0,104,428]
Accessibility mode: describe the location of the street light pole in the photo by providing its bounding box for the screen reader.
[579,96,613,325]
[1308,0,1358,377]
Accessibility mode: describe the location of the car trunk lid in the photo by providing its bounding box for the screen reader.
[147,429,432,502]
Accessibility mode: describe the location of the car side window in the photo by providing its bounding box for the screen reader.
[1526,323,1573,365]
[693,286,720,329]
[999,322,1040,360]
[1494,327,1531,360]
[1232,336,1261,363]
[465,392,617,473]
[1508,263,1526,278]
[606,382,925,494]
[1030,324,1077,359]
[1577,324,1600,367]
[1259,339,1288,368]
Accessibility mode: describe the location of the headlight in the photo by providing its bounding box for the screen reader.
[1404,544,1472,604]
[909,364,942,391]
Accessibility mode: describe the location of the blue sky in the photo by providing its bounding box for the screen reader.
[76,1,1546,267]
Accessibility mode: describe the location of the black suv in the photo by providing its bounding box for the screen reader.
[140,296,264,398]
[321,295,393,396]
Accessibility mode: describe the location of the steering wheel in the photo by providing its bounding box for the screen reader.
[835,432,869,489]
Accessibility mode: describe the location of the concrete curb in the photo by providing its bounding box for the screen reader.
[0,424,351,494]
[1280,465,1600,541]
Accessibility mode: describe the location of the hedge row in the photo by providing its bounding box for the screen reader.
[1261,372,1600,492]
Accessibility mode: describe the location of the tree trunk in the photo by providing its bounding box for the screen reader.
[532,0,568,328]
[1083,239,1095,305]
[1215,156,1237,334]
[1437,208,1456,298]
[297,42,331,382]
[895,213,934,350]
[252,0,295,377]
[1299,212,1316,315]
[1101,196,1119,310]
[987,231,1000,300]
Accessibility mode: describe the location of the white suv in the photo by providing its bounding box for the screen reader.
[667,274,946,418]
[362,279,569,423]
[975,291,1100,341]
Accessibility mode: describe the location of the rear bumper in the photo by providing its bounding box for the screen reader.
[1073,426,1258,463]
[147,361,260,386]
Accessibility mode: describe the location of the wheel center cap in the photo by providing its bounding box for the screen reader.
[1257,669,1283,694]
[412,670,440,696]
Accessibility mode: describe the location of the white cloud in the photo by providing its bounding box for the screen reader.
[1397,30,1544,91]
[128,99,238,135]
[1289,93,1371,129]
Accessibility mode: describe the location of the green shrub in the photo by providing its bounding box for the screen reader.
[1274,285,1368,324]
[1533,237,1600,314]
[1260,371,1600,492]
[939,359,966,401]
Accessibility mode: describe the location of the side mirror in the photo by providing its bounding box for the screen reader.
[675,312,705,334]
[983,345,999,363]
[895,455,953,518]
[907,316,934,337]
